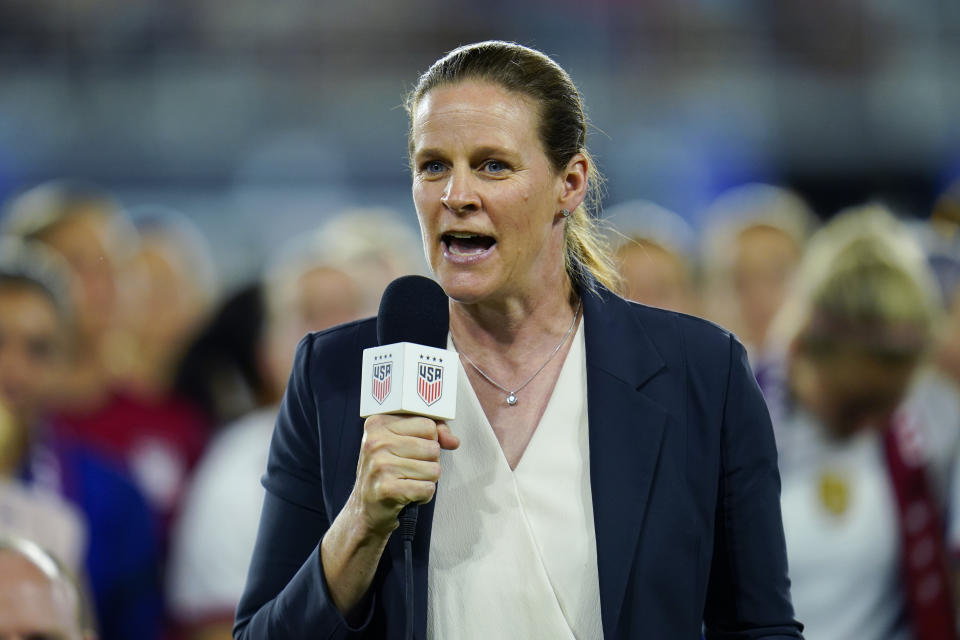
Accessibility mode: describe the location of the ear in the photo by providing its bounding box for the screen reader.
[557,152,589,214]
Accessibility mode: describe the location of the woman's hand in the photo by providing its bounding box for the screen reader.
[321,414,458,617]
[351,414,460,536]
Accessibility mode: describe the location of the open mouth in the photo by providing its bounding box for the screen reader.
[442,232,496,257]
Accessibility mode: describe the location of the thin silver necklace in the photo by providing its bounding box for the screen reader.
[452,299,581,407]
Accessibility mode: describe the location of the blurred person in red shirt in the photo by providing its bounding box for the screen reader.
[111,208,217,402]
[1,181,208,539]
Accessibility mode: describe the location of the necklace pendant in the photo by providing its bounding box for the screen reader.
[506,392,518,406]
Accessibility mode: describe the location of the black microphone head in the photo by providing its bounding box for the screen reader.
[377,275,449,348]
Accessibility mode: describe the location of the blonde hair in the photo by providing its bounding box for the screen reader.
[771,204,940,358]
[1,180,136,261]
[264,208,425,318]
[405,40,621,294]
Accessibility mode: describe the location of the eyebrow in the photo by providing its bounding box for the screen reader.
[412,145,517,162]
[411,147,445,161]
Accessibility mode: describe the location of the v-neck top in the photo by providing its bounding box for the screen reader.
[427,319,603,639]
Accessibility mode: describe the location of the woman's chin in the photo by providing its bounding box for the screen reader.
[435,273,500,305]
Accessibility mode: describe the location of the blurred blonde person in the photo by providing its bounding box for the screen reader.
[766,205,960,640]
[605,200,699,314]
[701,184,816,362]
[111,208,218,399]
[167,231,366,640]
[312,208,427,315]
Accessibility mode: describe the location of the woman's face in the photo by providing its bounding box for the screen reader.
[39,210,119,340]
[410,80,584,305]
[791,345,917,436]
[616,241,695,314]
[732,225,802,346]
[0,286,65,427]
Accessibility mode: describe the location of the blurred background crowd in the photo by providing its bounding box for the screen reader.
[1,1,959,639]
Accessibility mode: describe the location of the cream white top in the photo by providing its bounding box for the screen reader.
[428,320,603,639]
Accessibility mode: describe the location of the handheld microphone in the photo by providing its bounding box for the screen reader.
[359,276,457,421]
[360,275,456,640]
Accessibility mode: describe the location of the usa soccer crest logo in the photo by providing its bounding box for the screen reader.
[417,359,443,406]
[371,360,392,404]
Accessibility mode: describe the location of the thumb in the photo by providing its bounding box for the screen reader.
[437,422,460,450]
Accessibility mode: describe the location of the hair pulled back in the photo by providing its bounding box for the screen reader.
[406,41,620,294]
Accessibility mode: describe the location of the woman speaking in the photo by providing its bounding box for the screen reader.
[234,41,802,639]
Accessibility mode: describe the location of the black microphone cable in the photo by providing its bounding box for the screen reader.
[398,505,418,640]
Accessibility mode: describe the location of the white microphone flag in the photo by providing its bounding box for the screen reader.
[359,342,458,420]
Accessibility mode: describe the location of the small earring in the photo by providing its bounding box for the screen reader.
[560,208,571,218]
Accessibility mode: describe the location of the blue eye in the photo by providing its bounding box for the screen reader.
[423,161,445,174]
[483,160,508,173]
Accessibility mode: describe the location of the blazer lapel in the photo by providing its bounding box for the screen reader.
[583,287,668,637]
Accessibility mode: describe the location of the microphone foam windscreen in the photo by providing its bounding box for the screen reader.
[377,275,449,348]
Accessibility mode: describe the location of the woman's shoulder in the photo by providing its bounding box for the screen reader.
[296,316,378,369]
[303,316,379,352]
[614,294,739,362]
[585,289,743,410]
[281,317,379,410]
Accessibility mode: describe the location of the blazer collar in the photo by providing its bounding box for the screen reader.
[583,284,670,637]
[581,284,665,389]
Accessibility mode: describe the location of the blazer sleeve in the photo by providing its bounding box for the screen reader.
[703,336,804,639]
[233,334,374,639]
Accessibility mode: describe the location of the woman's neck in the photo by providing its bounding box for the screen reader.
[449,279,579,369]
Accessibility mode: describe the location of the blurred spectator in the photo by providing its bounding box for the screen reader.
[1,181,208,537]
[312,208,426,314]
[169,207,421,431]
[905,178,960,310]
[931,177,960,241]
[917,178,960,396]
[764,206,959,640]
[604,199,699,314]
[172,283,270,428]
[701,183,817,363]
[0,536,95,640]
[167,228,366,640]
[936,287,960,391]
[0,238,162,640]
[1,181,132,403]
[110,207,218,400]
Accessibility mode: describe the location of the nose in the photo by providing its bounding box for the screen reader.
[440,167,480,214]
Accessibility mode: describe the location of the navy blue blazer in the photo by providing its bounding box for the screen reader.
[234,286,803,639]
